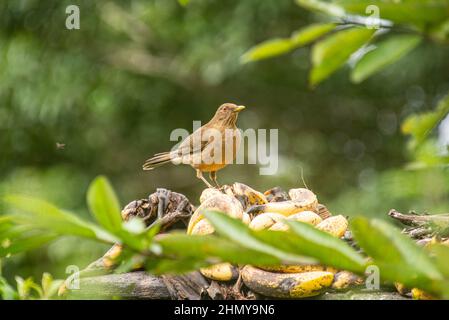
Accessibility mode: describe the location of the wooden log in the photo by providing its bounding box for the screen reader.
[67,271,409,300]
[67,271,171,299]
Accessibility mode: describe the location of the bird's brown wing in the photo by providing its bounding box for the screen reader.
[174,127,217,164]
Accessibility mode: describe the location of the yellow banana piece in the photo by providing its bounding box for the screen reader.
[287,211,322,225]
[331,271,364,290]
[242,212,251,225]
[288,188,317,203]
[187,193,243,234]
[199,188,223,204]
[249,212,285,231]
[191,218,215,235]
[200,263,239,281]
[411,288,435,300]
[259,264,336,274]
[247,199,318,216]
[316,215,348,238]
[241,265,334,298]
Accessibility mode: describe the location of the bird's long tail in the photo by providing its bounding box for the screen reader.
[143,151,175,170]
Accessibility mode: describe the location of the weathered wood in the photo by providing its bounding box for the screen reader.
[67,271,409,300]
[317,290,409,300]
[68,271,171,299]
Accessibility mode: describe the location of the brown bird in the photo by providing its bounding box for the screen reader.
[143,103,245,188]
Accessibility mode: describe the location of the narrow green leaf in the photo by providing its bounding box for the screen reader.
[241,39,293,63]
[428,244,449,279]
[351,217,444,294]
[310,27,375,86]
[291,23,336,47]
[146,256,207,275]
[241,23,335,63]
[0,276,18,300]
[402,93,449,149]
[0,230,57,258]
[4,195,118,243]
[87,176,123,233]
[204,211,315,264]
[335,0,449,26]
[157,232,281,266]
[351,35,421,83]
[282,220,366,273]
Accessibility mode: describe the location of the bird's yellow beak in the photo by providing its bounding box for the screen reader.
[234,105,246,112]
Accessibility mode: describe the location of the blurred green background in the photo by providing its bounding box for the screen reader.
[1,0,449,283]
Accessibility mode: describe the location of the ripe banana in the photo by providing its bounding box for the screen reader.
[241,265,334,298]
[191,219,238,281]
[191,218,215,235]
[287,211,322,225]
[411,288,434,300]
[316,215,348,238]
[259,264,336,274]
[249,212,285,231]
[199,188,223,204]
[200,263,239,282]
[331,271,364,290]
[247,199,318,216]
[288,188,317,203]
[187,193,243,234]
[242,212,251,225]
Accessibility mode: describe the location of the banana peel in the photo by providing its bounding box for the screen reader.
[411,288,435,300]
[249,212,286,231]
[200,263,239,282]
[241,265,334,298]
[316,215,348,238]
[187,193,243,234]
[331,271,364,290]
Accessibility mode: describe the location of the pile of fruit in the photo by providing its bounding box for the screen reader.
[186,182,363,298]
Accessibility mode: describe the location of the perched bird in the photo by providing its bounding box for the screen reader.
[143,103,245,188]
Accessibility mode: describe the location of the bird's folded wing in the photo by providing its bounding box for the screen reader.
[174,128,216,158]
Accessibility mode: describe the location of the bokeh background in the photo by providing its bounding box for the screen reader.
[1,0,449,282]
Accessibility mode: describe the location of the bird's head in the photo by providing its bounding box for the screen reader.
[211,103,245,126]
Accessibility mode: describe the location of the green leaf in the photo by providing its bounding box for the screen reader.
[241,23,335,63]
[351,217,444,295]
[281,220,367,273]
[402,93,449,149]
[0,276,18,300]
[310,27,375,86]
[291,23,336,47]
[335,0,449,26]
[4,194,118,243]
[157,232,281,266]
[296,0,346,18]
[351,35,421,83]
[428,244,449,279]
[146,256,207,275]
[204,211,315,264]
[0,228,57,258]
[241,39,293,63]
[87,176,123,233]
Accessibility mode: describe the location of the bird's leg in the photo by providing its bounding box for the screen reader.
[209,171,221,188]
[196,169,214,188]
